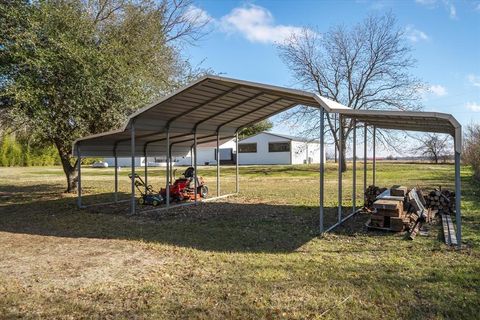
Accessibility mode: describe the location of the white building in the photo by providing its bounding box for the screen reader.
[104,132,323,167]
[238,132,323,165]
[175,139,236,166]
[104,139,236,167]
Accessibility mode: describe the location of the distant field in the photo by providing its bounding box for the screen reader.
[0,162,479,319]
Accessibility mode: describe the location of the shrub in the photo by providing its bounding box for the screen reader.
[0,133,60,166]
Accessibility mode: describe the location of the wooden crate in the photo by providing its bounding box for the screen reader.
[373,199,403,211]
[390,217,404,232]
[373,199,404,217]
[375,208,404,217]
[391,185,408,197]
[370,215,384,228]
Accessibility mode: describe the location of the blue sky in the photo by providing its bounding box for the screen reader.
[185,0,480,154]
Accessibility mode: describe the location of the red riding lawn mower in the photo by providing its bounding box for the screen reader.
[160,166,208,203]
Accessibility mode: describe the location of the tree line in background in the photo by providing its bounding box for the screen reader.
[0,133,60,166]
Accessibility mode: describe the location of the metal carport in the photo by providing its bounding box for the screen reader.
[73,75,462,248]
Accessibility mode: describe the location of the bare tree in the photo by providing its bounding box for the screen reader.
[415,134,451,164]
[463,123,480,181]
[277,13,423,171]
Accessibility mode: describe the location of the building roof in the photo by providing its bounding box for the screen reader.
[73,75,462,157]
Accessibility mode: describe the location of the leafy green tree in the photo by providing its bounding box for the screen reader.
[239,120,274,139]
[0,0,208,191]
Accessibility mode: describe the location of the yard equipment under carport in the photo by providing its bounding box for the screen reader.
[128,173,163,206]
[160,167,208,203]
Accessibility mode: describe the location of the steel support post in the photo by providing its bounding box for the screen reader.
[170,144,174,183]
[319,109,325,234]
[334,113,337,163]
[166,129,170,207]
[77,145,82,208]
[130,123,136,215]
[352,119,356,214]
[373,125,376,186]
[144,149,148,193]
[194,130,198,204]
[454,149,462,249]
[338,114,343,222]
[216,131,220,197]
[364,124,367,195]
[190,146,194,166]
[235,132,239,193]
[114,152,118,202]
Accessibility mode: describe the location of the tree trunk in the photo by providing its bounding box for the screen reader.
[55,142,78,193]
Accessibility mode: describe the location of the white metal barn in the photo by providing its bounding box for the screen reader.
[238,132,323,165]
[104,157,144,167]
[104,139,236,167]
[175,139,236,166]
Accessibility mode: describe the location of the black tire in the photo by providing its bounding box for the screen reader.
[138,198,145,205]
[200,185,208,198]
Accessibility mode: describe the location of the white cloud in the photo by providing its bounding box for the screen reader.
[418,84,447,98]
[415,0,437,5]
[466,102,480,112]
[405,25,429,42]
[447,1,457,19]
[219,4,304,44]
[429,85,447,96]
[184,5,212,27]
[415,0,457,19]
[467,74,480,87]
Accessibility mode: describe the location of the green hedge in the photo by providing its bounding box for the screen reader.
[0,134,60,167]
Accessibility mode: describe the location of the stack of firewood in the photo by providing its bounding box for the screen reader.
[364,185,387,208]
[424,188,455,215]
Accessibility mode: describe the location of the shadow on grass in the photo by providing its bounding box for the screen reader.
[0,182,440,253]
[0,186,352,253]
[0,183,66,205]
[2,169,478,252]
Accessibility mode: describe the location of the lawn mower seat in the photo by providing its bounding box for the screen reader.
[183,166,203,189]
[183,167,195,178]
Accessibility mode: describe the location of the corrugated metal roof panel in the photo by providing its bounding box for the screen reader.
[73,75,461,157]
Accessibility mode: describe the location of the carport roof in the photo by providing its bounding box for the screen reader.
[73,75,461,157]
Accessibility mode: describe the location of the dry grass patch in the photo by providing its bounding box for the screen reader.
[0,163,479,319]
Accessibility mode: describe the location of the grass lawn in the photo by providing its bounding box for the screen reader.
[0,162,479,319]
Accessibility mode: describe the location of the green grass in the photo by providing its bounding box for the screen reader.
[0,162,479,319]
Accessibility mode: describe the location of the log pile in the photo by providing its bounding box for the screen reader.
[366,186,435,236]
[365,185,454,244]
[424,188,456,215]
[364,185,387,209]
